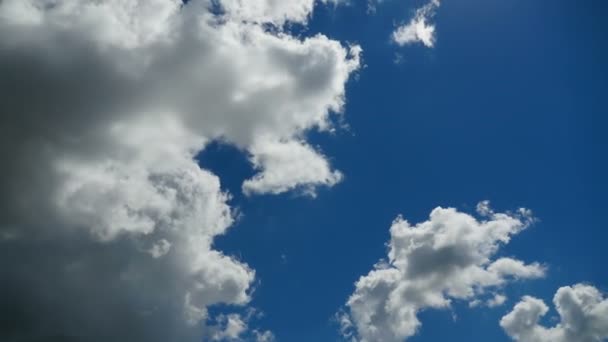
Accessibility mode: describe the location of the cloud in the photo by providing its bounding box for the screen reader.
[366,0,384,14]
[469,293,508,308]
[209,314,248,341]
[0,0,359,341]
[392,0,440,48]
[501,284,608,342]
[340,202,545,342]
[218,0,344,25]
[242,139,343,196]
[205,310,275,342]
[488,293,508,307]
[254,329,277,342]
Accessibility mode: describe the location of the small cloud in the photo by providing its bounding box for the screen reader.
[147,239,172,258]
[253,330,276,342]
[476,200,494,217]
[487,294,507,308]
[392,0,440,48]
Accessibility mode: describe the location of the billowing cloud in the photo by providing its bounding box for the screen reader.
[0,0,359,341]
[392,0,440,48]
[219,0,343,25]
[340,202,545,342]
[501,284,608,342]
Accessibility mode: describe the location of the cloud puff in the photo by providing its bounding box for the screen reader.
[242,139,343,196]
[340,202,545,342]
[392,0,440,48]
[254,329,276,342]
[469,293,508,308]
[219,0,343,25]
[209,314,249,341]
[501,284,608,342]
[204,310,275,342]
[0,0,359,341]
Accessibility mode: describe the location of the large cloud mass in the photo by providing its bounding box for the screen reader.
[0,0,359,341]
[340,202,545,342]
[501,284,608,342]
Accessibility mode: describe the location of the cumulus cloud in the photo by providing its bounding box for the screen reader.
[204,310,275,342]
[0,0,359,341]
[254,329,277,342]
[340,202,545,342]
[208,314,248,341]
[219,0,343,25]
[242,139,343,196]
[392,0,440,48]
[501,284,608,342]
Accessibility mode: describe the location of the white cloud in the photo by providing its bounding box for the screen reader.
[254,329,276,342]
[148,238,172,258]
[219,0,343,25]
[469,293,508,308]
[205,309,275,342]
[501,284,608,342]
[0,0,358,340]
[243,139,343,196]
[488,293,508,308]
[392,0,440,48]
[366,0,383,14]
[209,314,248,341]
[477,200,494,217]
[340,202,545,342]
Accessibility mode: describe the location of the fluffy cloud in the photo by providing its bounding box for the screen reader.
[501,284,608,342]
[340,202,545,342]
[204,310,275,342]
[254,329,277,342]
[219,0,342,25]
[0,0,359,341]
[242,139,343,196]
[392,0,440,48]
[208,314,248,341]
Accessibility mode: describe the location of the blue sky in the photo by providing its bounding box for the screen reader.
[0,1,606,342]
[202,0,608,341]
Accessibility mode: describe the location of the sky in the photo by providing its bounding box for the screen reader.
[0,1,606,342]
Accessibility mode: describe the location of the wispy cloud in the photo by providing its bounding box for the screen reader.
[392,0,440,48]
